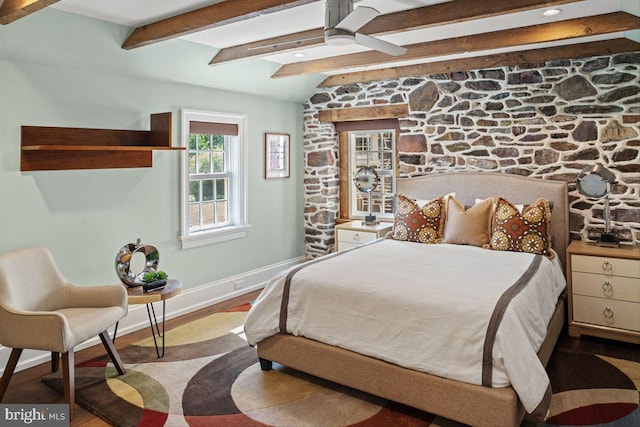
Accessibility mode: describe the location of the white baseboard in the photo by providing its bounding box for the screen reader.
[0,256,305,375]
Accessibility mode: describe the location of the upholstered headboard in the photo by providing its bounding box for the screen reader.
[397,172,569,271]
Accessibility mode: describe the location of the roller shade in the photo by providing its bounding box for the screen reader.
[190,121,238,136]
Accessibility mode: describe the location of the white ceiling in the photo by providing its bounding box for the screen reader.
[50,0,634,77]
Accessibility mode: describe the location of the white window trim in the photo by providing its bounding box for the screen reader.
[348,129,396,221]
[179,109,250,249]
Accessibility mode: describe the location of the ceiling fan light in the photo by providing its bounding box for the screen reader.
[326,34,355,46]
[543,8,561,16]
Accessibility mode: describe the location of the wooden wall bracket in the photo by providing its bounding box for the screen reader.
[20,112,184,171]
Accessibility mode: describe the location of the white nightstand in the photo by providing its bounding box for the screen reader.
[566,240,640,345]
[334,221,392,252]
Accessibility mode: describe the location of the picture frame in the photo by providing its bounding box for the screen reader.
[264,132,290,179]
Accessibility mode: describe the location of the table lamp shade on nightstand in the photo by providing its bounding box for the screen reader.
[353,166,379,225]
[576,164,619,248]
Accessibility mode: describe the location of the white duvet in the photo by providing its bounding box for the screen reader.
[244,239,566,415]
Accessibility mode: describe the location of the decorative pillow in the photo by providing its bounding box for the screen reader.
[391,194,445,244]
[444,197,492,246]
[486,197,552,257]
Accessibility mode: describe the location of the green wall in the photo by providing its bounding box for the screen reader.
[0,9,306,289]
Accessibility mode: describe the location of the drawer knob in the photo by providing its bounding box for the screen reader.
[603,307,614,323]
[602,261,613,275]
[352,233,361,242]
[602,281,614,297]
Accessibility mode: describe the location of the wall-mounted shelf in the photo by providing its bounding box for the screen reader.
[20,112,184,171]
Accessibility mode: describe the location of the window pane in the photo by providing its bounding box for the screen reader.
[198,134,211,150]
[202,180,214,201]
[211,135,224,150]
[381,132,393,150]
[216,179,228,200]
[198,152,211,174]
[380,174,393,193]
[189,134,197,150]
[382,152,393,170]
[216,201,228,223]
[202,202,215,226]
[212,152,224,173]
[188,204,200,228]
[189,153,197,174]
[189,181,200,202]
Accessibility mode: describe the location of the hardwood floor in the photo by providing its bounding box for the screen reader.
[0,290,261,427]
[2,288,638,427]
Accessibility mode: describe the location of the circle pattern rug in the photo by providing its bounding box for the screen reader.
[44,304,639,426]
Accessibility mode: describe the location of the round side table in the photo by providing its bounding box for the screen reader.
[115,279,182,358]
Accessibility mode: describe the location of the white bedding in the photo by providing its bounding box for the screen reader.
[244,239,566,415]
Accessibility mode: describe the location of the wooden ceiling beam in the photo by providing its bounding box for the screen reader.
[210,0,582,65]
[122,0,316,50]
[0,0,59,25]
[272,12,640,78]
[318,38,640,87]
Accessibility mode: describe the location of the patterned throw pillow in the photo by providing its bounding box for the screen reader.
[391,194,445,244]
[486,197,552,256]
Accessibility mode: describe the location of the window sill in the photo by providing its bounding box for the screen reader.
[179,224,251,249]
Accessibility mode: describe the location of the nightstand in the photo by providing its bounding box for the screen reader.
[335,221,392,252]
[566,241,640,344]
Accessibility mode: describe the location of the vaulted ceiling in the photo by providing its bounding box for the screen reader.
[2,0,639,91]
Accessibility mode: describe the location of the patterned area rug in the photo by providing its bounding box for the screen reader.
[44,303,639,426]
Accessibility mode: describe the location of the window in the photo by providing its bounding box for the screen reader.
[349,130,396,220]
[180,109,249,249]
[337,119,399,221]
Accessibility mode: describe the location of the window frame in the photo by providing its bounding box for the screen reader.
[179,109,249,249]
[337,119,400,221]
[348,129,396,220]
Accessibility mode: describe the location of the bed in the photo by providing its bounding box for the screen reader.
[245,172,569,427]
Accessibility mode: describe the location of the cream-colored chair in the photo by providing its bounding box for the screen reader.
[0,246,128,418]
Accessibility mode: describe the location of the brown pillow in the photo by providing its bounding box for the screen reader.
[485,197,552,257]
[443,197,492,246]
[391,194,445,244]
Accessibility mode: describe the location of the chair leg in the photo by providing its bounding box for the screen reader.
[62,350,75,420]
[99,331,126,375]
[51,352,60,372]
[0,348,23,401]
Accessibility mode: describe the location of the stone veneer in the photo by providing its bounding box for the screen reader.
[303,51,640,258]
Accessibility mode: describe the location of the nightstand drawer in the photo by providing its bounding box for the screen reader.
[572,272,640,303]
[338,229,377,245]
[573,295,640,332]
[572,255,640,278]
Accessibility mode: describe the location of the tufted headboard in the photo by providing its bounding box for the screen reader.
[397,172,569,271]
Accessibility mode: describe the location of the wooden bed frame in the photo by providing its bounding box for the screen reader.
[257,172,569,427]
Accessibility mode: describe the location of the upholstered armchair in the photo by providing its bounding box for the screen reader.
[0,246,128,418]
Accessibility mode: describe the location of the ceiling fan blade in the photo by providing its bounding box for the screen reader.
[336,6,379,33]
[355,33,407,56]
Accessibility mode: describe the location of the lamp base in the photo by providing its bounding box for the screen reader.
[597,232,620,248]
[363,214,379,225]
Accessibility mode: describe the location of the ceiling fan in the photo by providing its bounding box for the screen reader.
[324,0,407,56]
[248,0,407,57]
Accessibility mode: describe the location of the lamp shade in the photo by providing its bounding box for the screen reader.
[576,164,616,199]
[353,166,379,193]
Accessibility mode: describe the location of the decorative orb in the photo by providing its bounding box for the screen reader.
[115,239,159,287]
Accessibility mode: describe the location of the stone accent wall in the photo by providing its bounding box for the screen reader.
[303,52,640,258]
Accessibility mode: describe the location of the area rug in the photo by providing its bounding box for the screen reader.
[44,303,640,426]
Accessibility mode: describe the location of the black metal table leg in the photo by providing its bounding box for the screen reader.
[145,300,166,358]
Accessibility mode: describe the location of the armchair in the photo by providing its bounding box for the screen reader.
[0,246,128,418]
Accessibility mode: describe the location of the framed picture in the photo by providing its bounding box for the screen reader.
[264,133,290,179]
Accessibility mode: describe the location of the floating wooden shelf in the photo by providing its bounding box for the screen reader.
[20,112,184,171]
